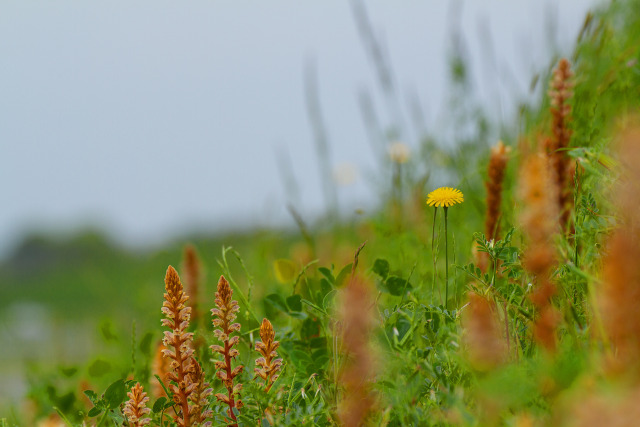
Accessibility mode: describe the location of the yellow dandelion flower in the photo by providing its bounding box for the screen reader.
[426,187,464,208]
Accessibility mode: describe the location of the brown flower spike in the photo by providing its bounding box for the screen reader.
[478,140,511,272]
[211,275,244,423]
[123,382,151,427]
[463,292,506,371]
[182,244,203,325]
[188,361,214,426]
[255,318,283,392]
[547,58,575,231]
[151,340,170,399]
[599,124,640,377]
[337,276,377,427]
[485,141,510,241]
[161,266,196,426]
[518,150,561,352]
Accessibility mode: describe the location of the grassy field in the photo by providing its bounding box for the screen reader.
[2,0,640,425]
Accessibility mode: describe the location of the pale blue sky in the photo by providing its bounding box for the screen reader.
[0,0,600,255]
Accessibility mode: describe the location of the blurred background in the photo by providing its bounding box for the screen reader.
[0,0,600,415]
[1,0,598,255]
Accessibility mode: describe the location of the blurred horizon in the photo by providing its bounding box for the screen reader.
[1,0,601,259]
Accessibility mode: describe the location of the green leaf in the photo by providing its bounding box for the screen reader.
[287,311,308,320]
[286,294,303,312]
[99,319,118,342]
[139,332,154,357]
[88,407,103,417]
[154,375,173,400]
[289,349,313,372]
[322,289,337,311]
[301,318,322,340]
[153,396,168,413]
[319,278,332,299]
[274,259,297,283]
[108,411,124,424]
[83,390,98,404]
[104,379,126,410]
[372,259,390,279]
[59,366,78,377]
[88,359,111,378]
[284,293,307,318]
[265,293,289,313]
[334,263,352,287]
[318,267,335,284]
[384,276,412,296]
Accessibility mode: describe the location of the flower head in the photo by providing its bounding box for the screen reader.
[388,141,410,164]
[426,187,464,208]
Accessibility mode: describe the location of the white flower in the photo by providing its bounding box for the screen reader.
[388,141,410,164]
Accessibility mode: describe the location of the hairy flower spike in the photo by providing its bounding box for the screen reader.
[478,141,511,272]
[211,275,244,424]
[547,58,575,231]
[188,360,213,426]
[485,141,511,241]
[337,277,377,427]
[254,318,283,393]
[182,244,203,326]
[151,340,170,399]
[600,123,640,377]
[161,266,197,426]
[518,150,561,352]
[463,292,506,371]
[123,382,151,427]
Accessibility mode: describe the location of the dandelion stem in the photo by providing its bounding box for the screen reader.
[432,207,438,303]
[444,206,449,309]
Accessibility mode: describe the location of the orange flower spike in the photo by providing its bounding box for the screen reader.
[211,275,244,424]
[123,382,151,427]
[161,266,196,426]
[255,318,283,392]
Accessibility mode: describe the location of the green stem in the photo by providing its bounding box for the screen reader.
[431,207,438,303]
[444,207,449,309]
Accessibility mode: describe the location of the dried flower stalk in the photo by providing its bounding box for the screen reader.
[182,244,203,325]
[337,276,377,427]
[161,265,196,426]
[518,150,561,352]
[548,58,575,230]
[255,318,282,392]
[211,275,244,423]
[463,292,506,371]
[123,382,152,427]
